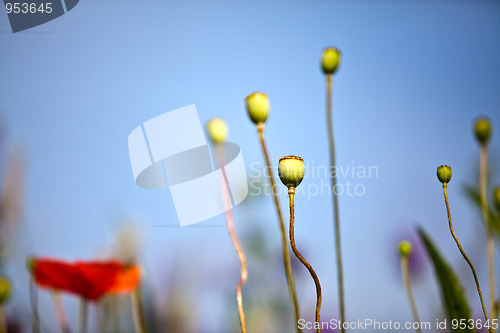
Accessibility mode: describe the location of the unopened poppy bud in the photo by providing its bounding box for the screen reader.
[494,186,500,212]
[474,117,492,145]
[0,277,11,304]
[321,47,341,75]
[245,92,269,125]
[206,118,228,143]
[278,156,305,188]
[437,165,452,184]
[398,241,412,258]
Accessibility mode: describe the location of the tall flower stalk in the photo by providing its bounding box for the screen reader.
[131,287,147,333]
[28,257,141,333]
[29,275,40,333]
[51,292,71,333]
[495,186,500,319]
[398,242,421,333]
[78,299,89,333]
[279,155,322,333]
[474,117,494,322]
[321,46,345,331]
[437,165,491,333]
[245,92,301,332]
[206,118,248,333]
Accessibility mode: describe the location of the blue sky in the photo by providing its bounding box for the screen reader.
[1,0,500,330]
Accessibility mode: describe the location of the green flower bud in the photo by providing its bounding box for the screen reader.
[278,155,305,188]
[321,47,341,75]
[0,277,11,304]
[245,92,270,125]
[494,186,500,212]
[437,165,452,184]
[474,117,492,145]
[206,118,228,143]
[398,241,412,258]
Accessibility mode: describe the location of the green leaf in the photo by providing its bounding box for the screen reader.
[462,183,500,240]
[417,227,474,333]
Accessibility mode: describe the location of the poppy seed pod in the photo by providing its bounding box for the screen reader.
[206,118,228,143]
[245,92,270,125]
[278,155,305,188]
[0,277,11,304]
[474,117,492,145]
[437,165,452,184]
[321,47,341,75]
[398,241,412,258]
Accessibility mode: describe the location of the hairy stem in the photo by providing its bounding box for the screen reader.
[400,257,422,333]
[288,187,322,333]
[257,124,302,332]
[216,144,247,333]
[326,74,345,331]
[443,183,491,332]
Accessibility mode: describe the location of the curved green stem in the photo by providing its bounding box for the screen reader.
[257,124,302,332]
[288,187,322,333]
[443,183,491,333]
[326,74,345,331]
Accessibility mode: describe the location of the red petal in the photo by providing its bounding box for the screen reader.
[109,265,141,294]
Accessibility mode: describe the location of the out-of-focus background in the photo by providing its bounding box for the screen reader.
[1,1,500,332]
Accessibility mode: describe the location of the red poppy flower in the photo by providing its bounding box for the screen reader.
[30,258,140,301]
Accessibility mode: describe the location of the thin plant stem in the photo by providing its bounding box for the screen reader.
[0,305,6,333]
[78,299,89,333]
[496,213,500,319]
[216,144,247,333]
[30,277,40,333]
[400,257,422,333]
[480,144,495,323]
[288,187,322,333]
[443,183,491,332]
[257,124,302,332]
[51,292,71,333]
[326,74,345,331]
[131,287,147,333]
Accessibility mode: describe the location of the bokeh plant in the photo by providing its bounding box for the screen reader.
[321,46,346,331]
[398,241,421,333]
[474,117,495,322]
[1,42,499,333]
[207,118,248,333]
[27,258,142,333]
[245,92,301,332]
